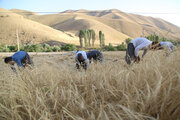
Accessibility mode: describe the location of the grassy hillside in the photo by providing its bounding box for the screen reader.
[0,49,179,119]
[0,8,79,45]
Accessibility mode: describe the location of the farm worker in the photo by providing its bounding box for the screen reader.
[86,50,103,63]
[75,51,89,70]
[159,41,176,52]
[125,37,157,64]
[4,51,34,72]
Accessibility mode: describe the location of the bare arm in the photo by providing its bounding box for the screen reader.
[142,49,148,58]
[83,59,89,70]
[134,46,141,57]
[75,58,80,69]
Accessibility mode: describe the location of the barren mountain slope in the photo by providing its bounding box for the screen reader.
[0,8,79,45]
[29,9,180,41]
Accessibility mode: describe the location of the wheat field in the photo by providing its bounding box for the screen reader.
[0,50,180,120]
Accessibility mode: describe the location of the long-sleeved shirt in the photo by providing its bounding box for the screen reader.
[131,38,152,57]
[86,50,103,61]
[160,41,176,51]
[11,51,27,67]
[75,51,89,67]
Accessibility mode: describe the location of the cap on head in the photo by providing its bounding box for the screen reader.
[4,57,13,64]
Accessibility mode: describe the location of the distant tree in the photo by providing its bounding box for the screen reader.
[79,29,96,48]
[79,30,84,48]
[125,38,132,45]
[99,31,102,47]
[83,30,88,48]
[87,30,92,47]
[91,29,96,48]
[102,33,105,47]
[145,33,160,42]
[99,31,105,47]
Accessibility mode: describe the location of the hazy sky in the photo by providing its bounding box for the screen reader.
[0,0,180,26]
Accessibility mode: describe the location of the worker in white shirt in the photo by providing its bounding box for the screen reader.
[75,51,89,70]
[125,37,157,64]
[159,41,176,52]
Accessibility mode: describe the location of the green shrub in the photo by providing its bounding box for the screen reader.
[52,46,61,52]
[33,44,43,52]
[0,15,9,18]
[125,38,132,45]
[61,44,77,51]
[43,44,53,52]
[0,44,75,52]
[21,44,32,52]
[145,33,160,42]
[0,44,10,52]
[20,45,28,51]
[8,45,18,52]
[21,44,43,52]
[103,43,116,51]
[117,42,126,51]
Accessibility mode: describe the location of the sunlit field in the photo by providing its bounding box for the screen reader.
[0,50,180,120]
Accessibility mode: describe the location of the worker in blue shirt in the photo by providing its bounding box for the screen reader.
[4,51,33,72]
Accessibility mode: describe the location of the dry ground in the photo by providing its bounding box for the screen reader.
[0,50,180,120]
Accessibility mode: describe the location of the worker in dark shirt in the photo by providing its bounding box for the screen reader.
[86,50,103,63]
[4,51,33,72]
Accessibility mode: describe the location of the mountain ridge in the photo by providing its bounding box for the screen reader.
[0,8,79,45]
[1,8,180,46]
[28,9,180,41]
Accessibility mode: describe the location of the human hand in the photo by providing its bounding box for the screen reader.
[134,56,139,63]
